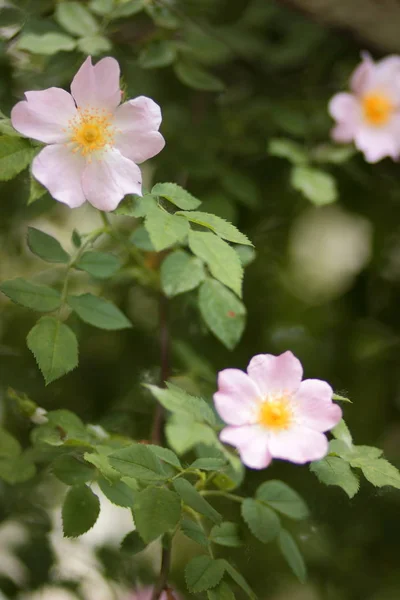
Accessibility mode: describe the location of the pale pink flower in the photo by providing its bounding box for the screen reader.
[11,56,165,211]
[214,351,342,469]
[329,53,400,163]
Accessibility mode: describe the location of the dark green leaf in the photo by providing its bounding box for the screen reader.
[147,445,182,469]
[62,485,100,537]
[185,555,225,593]
[208,581,235,600]
[178,211,252,246]
[210,522,242,547]
[256,480,309,520]
[223,561,257,600]
[67,293,131,330]
[109,444,168,482]
[52,455,95,485]
[161,250,205,297]
[76,252,121,279]
[0,278,61,312]
[278,529,307,583]
[121,530,146,554]
[191,458,227,471]
[0,136,35,181]
[181,518,209,548]
[98,477,136,507]
[152,182,201,209]
[145,202,190,251]
[27,228,70,263]
[133,486,181,543]
[241,498,281,543]
[173,478,222,524]
[138,40,177,68]
[310,456,359,498]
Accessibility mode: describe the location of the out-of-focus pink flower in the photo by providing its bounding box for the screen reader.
[129,588,180,600]
[329,52,400,163]
[214,351,342,470]
[11,56,165,211]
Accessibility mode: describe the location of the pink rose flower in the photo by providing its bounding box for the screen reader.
[11,56,165,211]
[214,351,342,469]
[329,52,400,163]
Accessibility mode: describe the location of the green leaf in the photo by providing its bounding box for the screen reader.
[161,250,205,297]
[235,245,256,267]
[27,317,79,385]
[241,498,281,543]
[62,485,100,537]
[84,452,119,481]
[77,35,111,55]
[112,0,145,18]
[0,454,36,484]
[89,0,114,15]
[312,144,355,164]
[190,457,227,471]
[76,251,121,279]
[0,117,21,137]
[198,279,246,349]
[121,530,146,554]
[55,2,99,36]
[145,2,179,28]
[28,176,47,205]
[98,477,136,507]
[181,518,209,548]
[52,455,95,486]
[173,478,222,524]
[27,228,70,263]
[178,211,252,246]
[310,456,359,498]
[332,392,352,403]
[331,419,353,449]
[291,166,338,206]
[108,444,168,483]
[152,182,201,210]
[175,60,225,92]
[185,555,225,593]
[133,486,181,543]
[278,529,307,583]
[256,480,309,520]
[223,561,257,600]
[146,383,216,426]
[166,417,217,455]
[210,522,242,547]
[67,293,131,330]
[269,137,308,165]
[189,231,243,297]
[17,32,76,55]
[0,428,21,458]
[352,458,400,489]
[0,278,61,312]
[0,136,35,181]
[138,40,177,68]
[145,202,190,251]
[147,445,182,470]
[208,581,235,600]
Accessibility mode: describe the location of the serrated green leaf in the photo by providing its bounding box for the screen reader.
[27,228,70,263]
[181,518,209,548]
[278,529,307,583]
[147,445,182,469]
[256,480,309,520]
[108,444,168,482]
[208,581,235,600]
[62,485,100,537]
[146,383,216,426]
[199,279,246,349]
[67,293,131,330]
[269,137,308,165]
[133,486,181,543]
[152,182,201,210]
[241,498,281,543]
[173,478,222,524]
[77,35,111,55]
[185,555,225,593]
[17,32,76,55]
[189,231,243,297]
[310,456,359,498]
[161,250,205,297]
[0,278,61,312]
[98,477,136,507]
[353,458,400,489]
[190,457,227,472]
[138,40,177,68]
[55,2,99,36]
[291,166,337,206]
[0,136,35,181]
[145,202,189,251]
[121,530,146,554]
[175,60,224,91]
[178,211,252,246]
[27,317,78,385]
[210,522,242,547]
[52,455,95,486]
[76,252,121,279]
[223,561,257,600]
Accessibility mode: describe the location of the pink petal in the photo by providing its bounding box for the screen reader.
[369,55,400,100]
[295,379,342,432]
[214,369,260,426]
[32,145,86,208]
[11,88,76,144]
[354,125,400,162]
[350,52,374,94]
[269,426,328,464]
[71,56,121,111]
[329,93,360,123]
[331,123,356,144]
[81,148,142,211]
[114,97,165,164]
[247,351,303,396]
[220,425,272,469]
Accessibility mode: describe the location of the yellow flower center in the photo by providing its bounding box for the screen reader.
[68,107,115,156]
[362,93,393,126]
[258,397,292,430]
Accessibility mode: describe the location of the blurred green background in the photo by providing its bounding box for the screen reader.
[1,1,400,599]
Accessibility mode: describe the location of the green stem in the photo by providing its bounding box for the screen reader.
[200,490,244,503]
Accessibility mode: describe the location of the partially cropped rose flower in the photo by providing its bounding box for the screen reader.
[11,56,165,211]
[214,351,342,469]
[329,52,400,163]
[129,588,179,600]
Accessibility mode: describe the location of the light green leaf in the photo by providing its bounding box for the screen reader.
[147,445,182,470]
[181,518,209,548]
[121,530,146,554]
[173,478,222,524]
[310,456,359,498]
[0,136,35,181]
[55,2,99,36]
[199,279,246,349]
[108,444,168,482]
[146,383,216,426]
[191,457,227,471]
[189,231,243,297]
[112,0,145,18]
[138,40,177,68]
[331,419,353,449]
[235,245,256,267]
[269,138,308,165]
[145,202,190,251]
[76,252,121,279]
[133,486,181,543]
[352,458,400,489]
[27,228,70,263]
[17,32,76,55]
[161,250,205,297]
[0,454,36,484]
[89,0,114,15]
[84,452,119,481]
[77,35,112,55]
[210,522,242,547]
[0,117,21,137]
[175,60,224,92]
[166,417,217,455]
[312,144,355,164]
[62,485,100,537]
[67,293,131,330]
[208,581,235,600]
[27,317,78,385]
[98,477,136,507]
[291,166,338,206]
[278,529,307,583]
[0,278,61,312]
[152,182,201,210]
[241,498,281,543]
[0,428,21,458]
[223,561,257,600]
[130,226,155,251]
[256,480,309,520]
[185,555,225,593]
[52,455,95,486]
[178,211,252,246]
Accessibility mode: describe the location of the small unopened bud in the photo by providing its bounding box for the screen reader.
[31,407,48,425]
